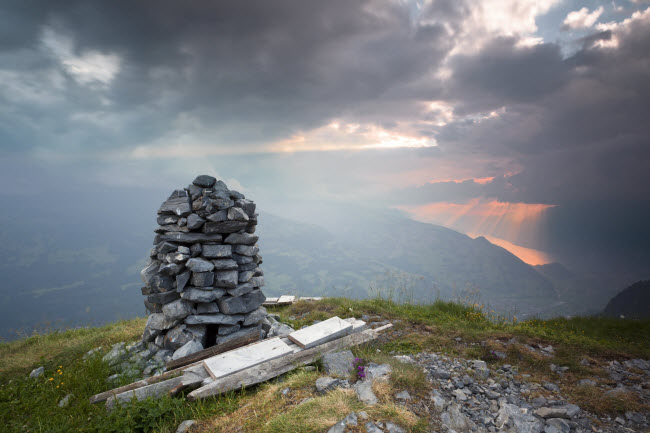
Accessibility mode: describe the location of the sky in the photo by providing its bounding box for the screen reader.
[1,0,649,277]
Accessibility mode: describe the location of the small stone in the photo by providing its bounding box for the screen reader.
[242,306,267,326]
[353,380,378,405]
[181,287,226,303]
[327,420,346,433]
[577,379,596,386]
[203,220,248,234]
[217,289,265,314]
[212,258,238,270]
[316,376,344,393]
[227,207,249,221]
[365,422,383,433]
[192,175,216,188]
[58,393,73,408]
[190,243,202,257]
[267,322,294,337]
[171,340,203,360]
[365,363,392,382]
[162,299,193,320]
[452,389,467,401]
[186,258,214,272]
[175,420,196,433]
[202,244,232,258]
[216,325,261,344]
[543,382,560,392]
[196,302,220,314]
[544,418,571,433]
[615,416,626,425]
[29,366,44,378]
[184,313,244,325]
[214,270,238,289]
[343,412,358,426]
[186,214,205,230]
[358,411,369,420]
[227,282,254,297]
[395,390,411,401]
[191,271,214,287]
[385,422,406,433]
[175,271,191,292]
[281,387,290,396]
[534,407,569,419]
[217,324,241,335]
[223,232,259,245]
[233,245,259,256]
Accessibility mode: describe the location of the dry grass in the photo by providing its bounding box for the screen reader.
[567,385,649,415]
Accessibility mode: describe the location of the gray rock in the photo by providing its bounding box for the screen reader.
[103,342,128,366]
[452,389,467,401]
[216,325,261,344]
[496,403,544,433]
[224,232,259,245]
[158,196,191,217]
[321,350,355,377]
[164,324,207,349]
[267,322,294,337]
[153,349,174,363]
[184,313,244,325]
[218,324,241,335]
[145,313,180,331]
[534,407,569,419]
[233,245,259,256]
[162,299,193,320]
[29,366,44,378]
[212,258,238,270]
[238,270,255,283]
[316,376,346,393]
[353,380,378,405]
[214,270,238,289]
[154,232,223,244]
[186,214,205,230]
[192,175,216,188]
[175,419,196,433]
[544,418,570,433]
[395,390,411,401]
[542,382,560,392]
[232,254,253,264]
[58,393,73,408]
[365,422,383,433]
[366,363,392,382]
[83,347,103,360]
[171,340,204,360]
[190,243,202,257]
[206,210,228,222]
[577,379,596,386]
[155,224,190,234]
[431,390,447,410]
[217,289,265,314]
[196,302,220,314]
[235,199,256,217]
[441,404,475,432]
[249,276,265,287]
[175,271,191,293]
[157,215,180,225]
[243,306,267,326]
[227,282,254,297]
[191,271,214,287]
[181,287,225,303]
[202,244,232,258]
[385,422,406,433]
[238,262,257,271]
[186,258,214,272]
[227,207,249,221]
[140,261,160,286]
[327,421,346,433]
[203,221,248,234]
[159,262,183,276]
[343,412,358,426]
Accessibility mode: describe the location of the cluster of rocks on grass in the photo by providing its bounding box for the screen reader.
[139,175,268,361]
[407,351,648,433]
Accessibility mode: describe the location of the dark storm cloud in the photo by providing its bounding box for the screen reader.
[0,0,453,154]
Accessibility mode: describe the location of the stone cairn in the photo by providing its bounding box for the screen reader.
[139,175,267,360]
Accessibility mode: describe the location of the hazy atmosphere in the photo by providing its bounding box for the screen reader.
[2,0,650,339]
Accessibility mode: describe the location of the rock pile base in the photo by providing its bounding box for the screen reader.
[139,175,267,360]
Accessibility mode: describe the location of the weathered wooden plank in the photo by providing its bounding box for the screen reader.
[106,376,184,410]
[277,295,295,305]
[165,328,259,370]
[187,324,392,401]
[202,337,296,380]
[262,297,279,306]
[288,316,353,349]
[89,369,185,404]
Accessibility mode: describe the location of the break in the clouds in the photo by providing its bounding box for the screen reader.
[1,0,649,275]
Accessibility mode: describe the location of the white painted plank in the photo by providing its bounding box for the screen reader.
[288,316,353,349]
[202,337,295,380]
[277,295,295,304]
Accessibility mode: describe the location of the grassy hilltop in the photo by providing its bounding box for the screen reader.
[1,298,649,433]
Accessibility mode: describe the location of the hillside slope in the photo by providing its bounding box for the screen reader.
[603,280,650,318]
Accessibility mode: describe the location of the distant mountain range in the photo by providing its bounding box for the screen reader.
[0,195,629,340]
[602,280,650,318]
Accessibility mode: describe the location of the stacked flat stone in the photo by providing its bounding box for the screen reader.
[139,175,267,359]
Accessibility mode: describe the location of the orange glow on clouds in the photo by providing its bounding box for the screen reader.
[398,198,556,266]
